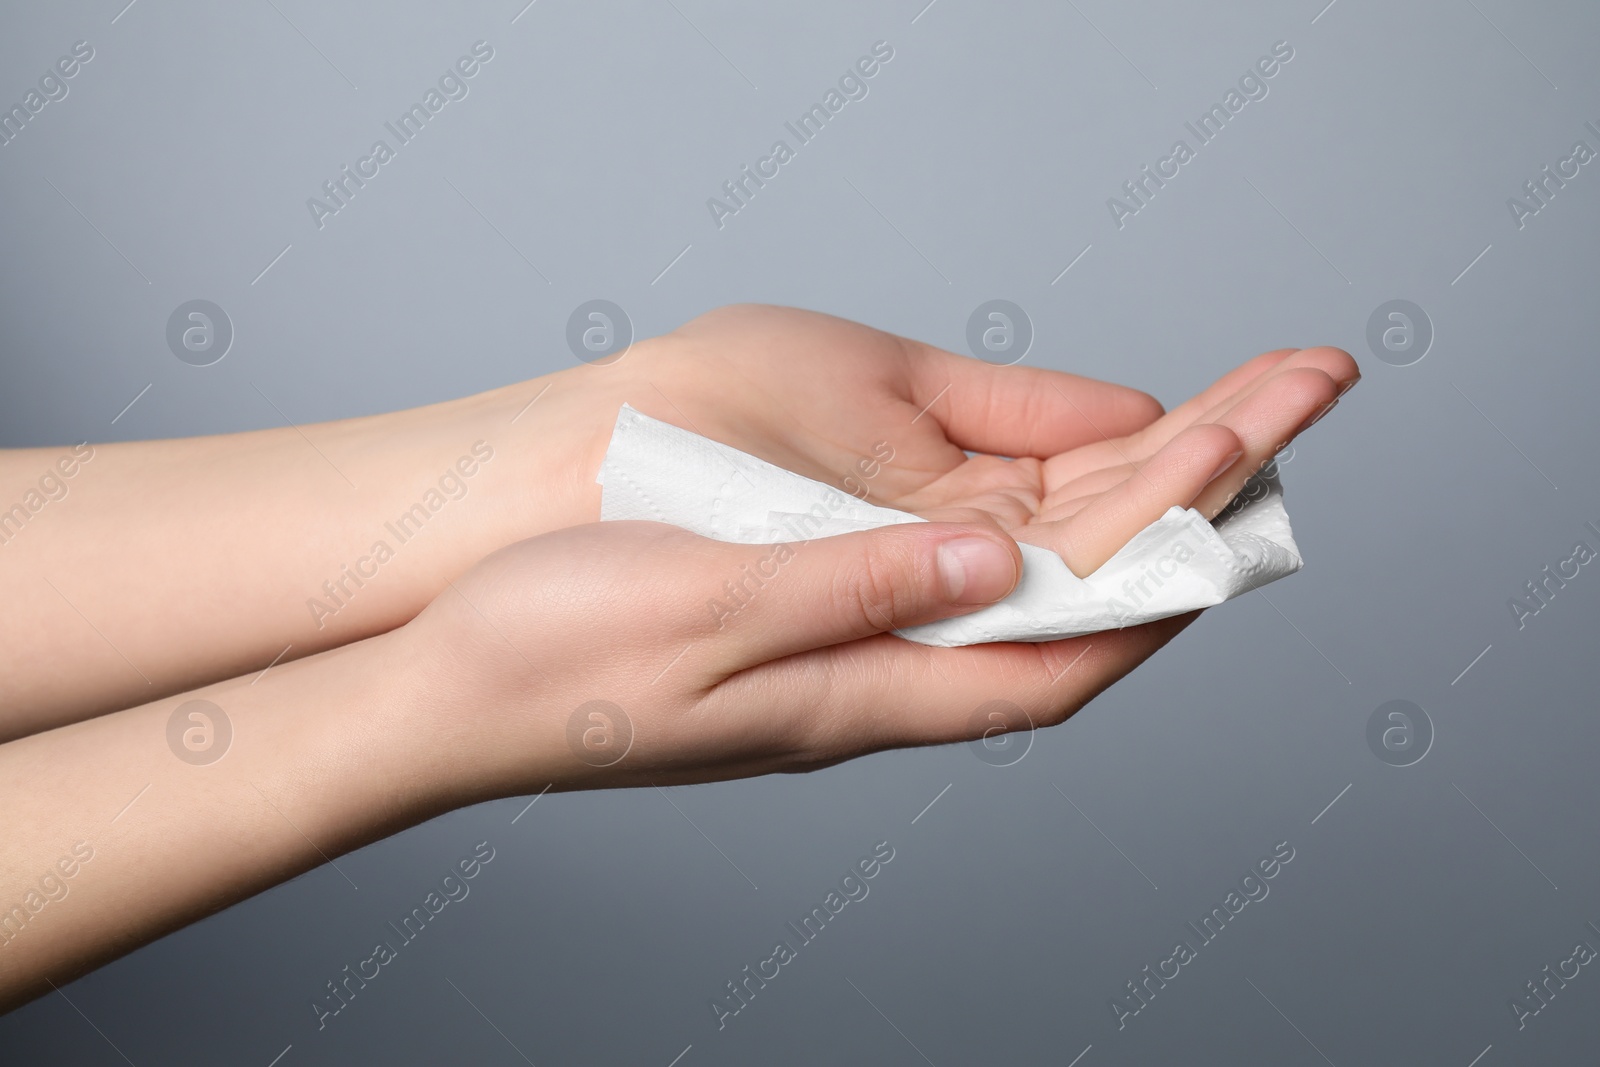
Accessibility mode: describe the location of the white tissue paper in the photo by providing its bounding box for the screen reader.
[597,404,1303,647]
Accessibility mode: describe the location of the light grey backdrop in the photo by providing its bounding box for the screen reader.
[3,0,1599,1063]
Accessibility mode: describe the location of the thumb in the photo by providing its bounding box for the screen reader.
[708,521,1021,668]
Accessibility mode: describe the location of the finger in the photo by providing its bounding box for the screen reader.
[1021,423,1244,576]
[708,521,1022,669]
[1119,346,1356,463]
[1189,366,1341,519]
[738,611,1201,764]
[1185,345,1359,431]
[1136,348,1300,442]
[906,341,1166,459]
[1042,348,1295,488]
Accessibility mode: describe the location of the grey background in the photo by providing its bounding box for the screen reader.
[2,0,1597,1063]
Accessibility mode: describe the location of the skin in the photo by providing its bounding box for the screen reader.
[0,304,1357,1011]
[0,305,1354,737]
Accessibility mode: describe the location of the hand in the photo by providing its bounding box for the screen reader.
[0,455,1193,1010]
[542,305,1359,578]
[396,516,1196,798]
[0,302,1354,736]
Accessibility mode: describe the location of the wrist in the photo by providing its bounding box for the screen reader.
[421,356,649,545]
[198,630,468,844]
[297,368,607,649]
[371,613,582,809]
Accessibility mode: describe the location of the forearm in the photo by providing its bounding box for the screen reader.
[0,625,484,1013]
[0,368,605,739]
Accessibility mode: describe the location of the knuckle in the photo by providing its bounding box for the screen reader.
[789,642,899,760]
[1030,642,1096,727]
[837,540,916,631]
[1133,388,1166,421]
[760,653,858,767]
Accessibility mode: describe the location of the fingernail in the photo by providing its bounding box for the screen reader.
[1208,450,1244,483]
[1294,398,1338,436]
[937,536,1016,605]
[1337,376,1360,397]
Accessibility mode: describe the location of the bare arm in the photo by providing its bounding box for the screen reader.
[0,628,457,1012]
[0,375,598,740]
[0,305,1352,744]
[0,513,1181,1014]
[0,314,1353,1008]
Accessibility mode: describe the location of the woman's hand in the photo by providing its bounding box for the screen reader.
[397,517,1196,799]
[0,502,1189,1012]
[0,301,1355,738]
[545,305,1358,577]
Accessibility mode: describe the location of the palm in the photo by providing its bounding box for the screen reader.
[633,305,1356,577]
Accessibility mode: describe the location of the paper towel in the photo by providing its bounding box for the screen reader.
[597,404,1302,647]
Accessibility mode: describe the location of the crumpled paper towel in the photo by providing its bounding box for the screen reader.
[597,404,1303,647]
